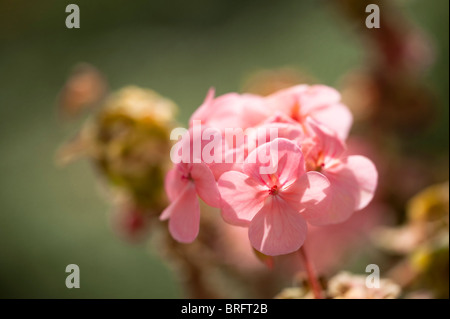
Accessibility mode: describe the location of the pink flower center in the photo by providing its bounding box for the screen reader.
[269,185,279,196]
[181,173,193,181]
[306,150,325,172]
[290,102,301,122]
[315,162,325,172]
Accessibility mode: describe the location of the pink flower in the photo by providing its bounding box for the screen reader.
[162,129,221,243]
[265,85,353,140]
[301,119,378,225]
[190,88,271,131]
[218,138,330,256]
[160,162,221,243]
[161,84,378,254]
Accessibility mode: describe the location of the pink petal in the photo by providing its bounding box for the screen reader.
[191,91,269,131]
[164,184,201,243]
[245,120,304,156]
[300,85,341,114]
[208,147,244,180]
[306,117,346,161]
[343,155,378,210]
[282,171,330,213]
[265,85,351,139]
[159,202,173,221]
[236,94,273,128]
[248,197,308,256]
[218,171,267,226]
[307,161,362,226]
[199,93,243,130]
[309,103,353,141]
[265,85,309,115]
[189,87,215,126]
[164,165,189,202]
[190,163,221,208]
[244,138,305,188]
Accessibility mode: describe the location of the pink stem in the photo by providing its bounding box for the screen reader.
[299,246,323,299]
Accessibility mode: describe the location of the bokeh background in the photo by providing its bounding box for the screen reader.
[0,0,448,298]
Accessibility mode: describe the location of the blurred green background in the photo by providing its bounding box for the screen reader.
[0,0,448,298]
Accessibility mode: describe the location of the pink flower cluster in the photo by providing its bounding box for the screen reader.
[161,85,378,256]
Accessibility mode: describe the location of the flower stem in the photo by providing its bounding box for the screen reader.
[299,246,323,299]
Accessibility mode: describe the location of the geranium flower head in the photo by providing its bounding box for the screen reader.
[160,84,377,259]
